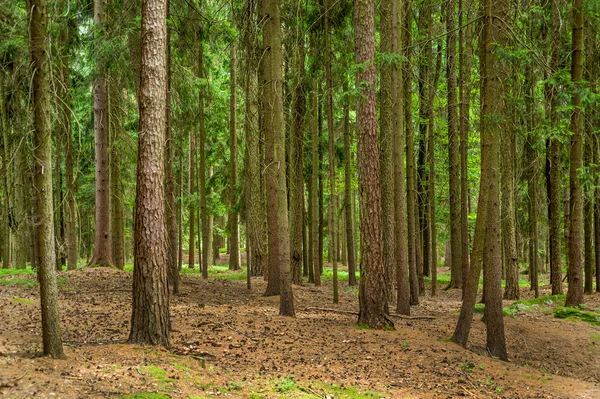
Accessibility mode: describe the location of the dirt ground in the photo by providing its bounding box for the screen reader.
[1,262,600,398]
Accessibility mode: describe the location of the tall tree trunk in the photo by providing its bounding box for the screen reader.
[288,1,305,285]
[262,0,295,315]
[200,42,211,279]
[243,0,266,278]
[380,0,396,302]
[502,124,519,300]
[129,0,170,347]
[343,79,357,287]
[447,0,462,290]
[109,75,125,270]
[91,0,112,267]
[404,3,419,305]
[229,38,240,271]
[524,62,538,298]
[453,0,509,361]
[565,0,584,307]
[394,0,410,314]
[59,5,77,271]
[545,0,563,295]
[356,0,393,329]
[325,0,338,302]
[28,0,65,358]
[0,75,10,269]
[165,3,178,293]
[458,0,471,291]
[310,82,320,286]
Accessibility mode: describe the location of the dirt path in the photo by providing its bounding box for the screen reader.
[1,267,599,398]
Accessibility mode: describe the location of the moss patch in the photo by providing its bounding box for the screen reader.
[554,307,600,326]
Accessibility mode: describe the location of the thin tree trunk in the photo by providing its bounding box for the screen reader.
[325,0,337,302]
[310,82,320,286]
[109,75,125,270]
[565,0,584,307]
[91,0,112,267]
[394,0,410,314]
[343,79,357,287]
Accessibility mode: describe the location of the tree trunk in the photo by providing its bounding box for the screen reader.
[394,0,410,314]
[288,3,305,285]
[447,0,462,290]
[502,111,519,300]
[524,62,538,298]
[129,0,170,347]
[355,0,393,329]
[109,75,125,270]
[243,0,266,278]
[565,0,584,307]
[325,0,338,302]
[262,0,295,316]
[228,38,240,271]
[310,82,320,286]
[28,0,65,358]
[380,0,396,302]
[91,0,112,267]
[200,45,212,279]
[343,79,357,287]
[453,0,509,361]
[165,4,178,293]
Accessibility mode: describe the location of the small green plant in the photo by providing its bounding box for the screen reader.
[401,340,410,348]
[229,381,243,391]
[460,361,475,372]
[274,376,297,393]
[122,393,170,399]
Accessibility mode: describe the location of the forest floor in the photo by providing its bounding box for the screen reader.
[1,257,600,399]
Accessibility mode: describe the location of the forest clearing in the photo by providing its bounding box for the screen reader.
[1,259,600,398]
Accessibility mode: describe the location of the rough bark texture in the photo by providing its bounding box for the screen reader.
[404,2,419,305]
[91,0,112,267]
[165,7,178,293]
[262,0,295,315]
[355,0,393,329]
[545,0,563,295]
[566,0,584,307]
[288,3,305,285]
[524,63,538,298]
[502,124,519,300]
[200,43,212,279]
[28,0,65,359]
[128,0,170,348]
[447,0,462,290]
[394,0,410,314]
[228,39,240,272]
[243,0,266,278]
[453,0,509,361]
[380,0,395,301]
[109,75,125,270]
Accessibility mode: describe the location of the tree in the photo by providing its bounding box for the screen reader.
[262,0,295,315]
[90,0,112,267]
[447,0,462,291]
[229,33,240,272]
[355,0,393,329]
[565,0,584,307]
[452,0,508,361]
[128,0,170,347]
[28,0,65,359]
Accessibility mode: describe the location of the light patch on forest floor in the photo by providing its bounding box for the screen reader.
[1,261,600,398]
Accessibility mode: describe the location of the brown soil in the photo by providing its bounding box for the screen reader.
[1,265,600,398]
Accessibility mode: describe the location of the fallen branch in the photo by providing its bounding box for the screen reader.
[304,307,435,320]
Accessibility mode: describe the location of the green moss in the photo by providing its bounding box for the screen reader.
[554,307,600,326]
[274,377,297,393]
[315,382,383,398]
[140,365,174,390]
[11,297,33,305]
[0,268,35,276]
[513,294,565,307]
[0,278,36,288]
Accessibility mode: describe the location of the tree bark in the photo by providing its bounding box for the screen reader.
[229,38,240,271]
[343,79,357,287]
[565,0,584,307]
[129,0,170,347]
[28,0,65,358]
[355,0,393,329]
[91,0,112,267]
[262,0,295,316]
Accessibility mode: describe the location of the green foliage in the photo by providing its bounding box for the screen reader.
[121,393,170,399]
[554,307,600,326]
[11,297,33,305]
[274,376,297,393]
